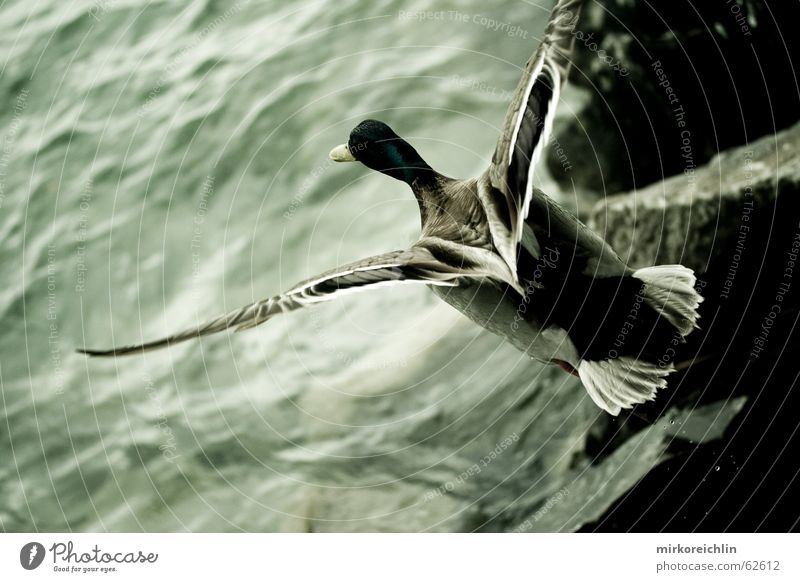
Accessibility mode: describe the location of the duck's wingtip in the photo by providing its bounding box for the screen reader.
[76,347,115,357]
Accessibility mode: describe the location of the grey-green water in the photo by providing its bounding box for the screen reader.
[1,0,688,532]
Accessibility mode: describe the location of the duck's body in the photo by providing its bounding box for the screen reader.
[80,0,703,416]
[410,172,577,364]
[413,170,673,375]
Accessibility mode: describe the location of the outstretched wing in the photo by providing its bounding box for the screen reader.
[77,246,482,357]
[488,0,581,267]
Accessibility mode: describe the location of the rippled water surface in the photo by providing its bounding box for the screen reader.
[1,0,677,532]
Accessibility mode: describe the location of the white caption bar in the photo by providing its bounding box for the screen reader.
[1,533,797,581]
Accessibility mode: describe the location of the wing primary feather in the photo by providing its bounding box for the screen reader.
[77,246,482,357]
[487,0,581,261]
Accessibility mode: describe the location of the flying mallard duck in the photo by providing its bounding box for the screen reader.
[79,0,702,416]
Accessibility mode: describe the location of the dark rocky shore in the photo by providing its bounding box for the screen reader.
[556,0,800,532]
[548,0,800,196]
[583,122,800,532]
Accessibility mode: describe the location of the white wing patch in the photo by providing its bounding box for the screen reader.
[514,58,561,243]
[507,56,546,164]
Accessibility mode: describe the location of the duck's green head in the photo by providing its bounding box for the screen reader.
[329,119,432,184]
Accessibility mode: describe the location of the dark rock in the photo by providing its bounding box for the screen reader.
[581,347,800,532]
[589,120,800,271]
[580,121,800,532]
[548,0,800,194]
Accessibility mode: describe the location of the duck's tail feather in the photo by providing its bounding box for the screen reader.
[577,356,674,416]
[633,265,703,337]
